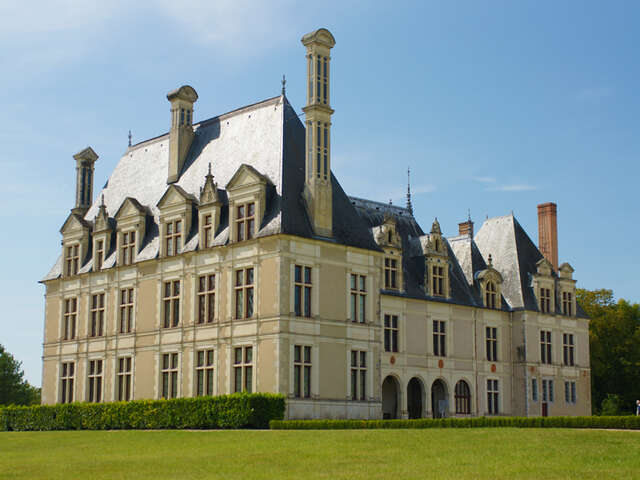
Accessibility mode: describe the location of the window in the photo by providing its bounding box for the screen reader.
[63,298,77,340]
[234,346,253,393]
[486,327,497,362]
[563,333,575,366]
[455,380,471,414]
[87,359,103,403]
[117,356,132,401]
[433,320,446,357]
[432,265,445,296]
[294,266,312,317]
[293,345,312,398]
[203,214,213,248]
[121,231,136,265]
[485,281,497,309]
[95,239,104,270]
[540,330,552,364]
[197,274,216,324]
[562,291,573,316]
[163,280,180,328]
[487,379,499,414]
[384,314,398,353]
[542,379,554,403]
[60,362,75,403]
[235,203,255,241]
[119,288,134,334]
[90,293,105,337]
[165,219,182,256]
[540,287,551,313]
[161,353,179,399]
[65,244,79,276]
[350,274,366,323]
[350,350,367,401]
[384,257,398,290]
[532,378,538,402]
[234,268,254,319]
[196,349,214,396]
[564,381,577,404]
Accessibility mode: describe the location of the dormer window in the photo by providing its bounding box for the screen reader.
[540,287,552,313]
[121,231,136,266]
[203,214,213,248]
[485,281,497,309]
[65,244,80,276]
[165,219,182,256]
[95,240,104,271]
[384,257,399,290]
[432,265,445,296]
[236,203,255,242]
[562,291,573,316]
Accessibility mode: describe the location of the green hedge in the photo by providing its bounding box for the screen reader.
[270,415,640,430]
[0,393,285,431]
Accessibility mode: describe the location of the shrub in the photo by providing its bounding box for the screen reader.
[0,393,285,432]
[600,394,622,416]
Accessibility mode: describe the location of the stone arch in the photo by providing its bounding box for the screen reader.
[431,378,449,418]
[454,379,472,415]
[407,377,424,419]
[382,375,401,419]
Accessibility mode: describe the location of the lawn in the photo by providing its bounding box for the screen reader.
[1,428,639,479]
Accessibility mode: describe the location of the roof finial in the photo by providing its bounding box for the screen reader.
[406,166,413,215]
[281,74,286,95]
[467,208,471,221]
[128,130,132,147]
[100,194,105,207]
[208,162,212,176]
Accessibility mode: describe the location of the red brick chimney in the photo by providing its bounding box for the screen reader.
[537,202,558,271]
[458,219,474,237]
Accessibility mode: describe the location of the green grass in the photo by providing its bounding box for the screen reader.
[1,429,639,479]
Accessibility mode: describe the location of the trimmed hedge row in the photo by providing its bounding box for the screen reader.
[0,393,285,431]
[270,415,640,430]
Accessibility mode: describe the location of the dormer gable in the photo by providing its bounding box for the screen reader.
[422,218,451,298]
[535,257,554,277]
[60,213,91,277]
[157,184,196,257]
[374,215,402,250]
[226,164,269,243]
[533,258,556,314]
[475,255,504,309]
[558,262,575,280]
[115,197,148,266]
[92,196,113,271]
[199,165,222,249]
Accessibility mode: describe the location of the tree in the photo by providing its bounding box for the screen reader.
[0,344,40,406]
[577,289,640,414]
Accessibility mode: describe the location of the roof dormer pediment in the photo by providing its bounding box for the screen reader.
[226,164,269,192]
[156,184,196,210]
[115,197,147,220]
[535,257,554,276]
[60,213,90,235]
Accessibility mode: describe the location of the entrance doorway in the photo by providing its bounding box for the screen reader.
[431,379,448,418]
[382,376,400,419]
[407,378,424,419]
[542,402,548,417]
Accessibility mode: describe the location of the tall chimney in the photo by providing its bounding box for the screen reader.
[458,215,473,237]
[537,202,558,271]
[72,146,98,217]
[167,85,198,184]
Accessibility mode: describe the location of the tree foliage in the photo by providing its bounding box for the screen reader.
[0,345,40,406]
[577,289,640,414]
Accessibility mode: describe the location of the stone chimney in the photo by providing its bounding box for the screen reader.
[167,85,198,184]
[458,219,474,237]
[537,202,558,271]
[72,146,98,216]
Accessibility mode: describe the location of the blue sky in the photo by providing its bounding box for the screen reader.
[1,1,638,386]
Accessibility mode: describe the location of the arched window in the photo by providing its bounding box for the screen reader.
[455,380,471,414]
[485,281,497,309]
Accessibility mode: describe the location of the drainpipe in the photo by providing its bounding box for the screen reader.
[522,312,529,417]
[474,308,479,416]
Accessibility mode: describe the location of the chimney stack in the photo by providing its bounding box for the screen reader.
[72,146,98,217]
[537,202,558,271]
[167,85,198,184]
[458,219,474,237]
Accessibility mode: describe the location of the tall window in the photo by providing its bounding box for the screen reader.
[542,379,554,403]
[563,333,575,366]
[294,266,312,317]
[202,214,213,248]
[384,314,398,353]
[384,258,398,290]
[121,231,136,265]
[60,362,75,404]
[350,274,366,323]
[165,219,182,256]
[487,379,499,414]
[117,356,132,401]
[486,327,498,362]
[90,293,105,337]
[163,280,180,328]
[235,203,255,241]
[234,346,253,393]
[455,380,471,414]
[197,274,216,324]
[95,239,104,270]
[65,244,79,276]
[433,320,446,357]
[564,381,577,404]
[350,350,367,401]
[87,359,103,403]
[540,330,552,364]
[485,281,497,309]
[119,288,134,334]
[63,298,77,340]
[196,349,214,396]
[293,345,311,398]
[234,268,254,319]
[531,378,538,402]
[161,353,179,399]
[562,291,573,316]
[540,287,551,313]
[432,265,445,296]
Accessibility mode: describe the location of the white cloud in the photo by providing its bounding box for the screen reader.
[486,184,538,192]
[473,176,496,183]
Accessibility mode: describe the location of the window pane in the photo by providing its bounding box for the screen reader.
[245,347,253,363]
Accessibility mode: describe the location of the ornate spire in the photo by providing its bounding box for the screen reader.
[281,75,286,95]
[406,167,413,215]
[199,163,219,205]
[431,217,441,235]
[128,130,132,147]
[488,254,493,268]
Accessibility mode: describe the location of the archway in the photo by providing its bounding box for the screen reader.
[382,376,400,419]
[431,379,448,418]
[407,377,424,419]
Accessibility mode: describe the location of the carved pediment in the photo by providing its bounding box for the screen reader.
[156,185,195,210]
[60,213,90,235]
[558,262,575,279]
[535,258,554,276]
[115,197,147,220]
[226,164,268,192]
